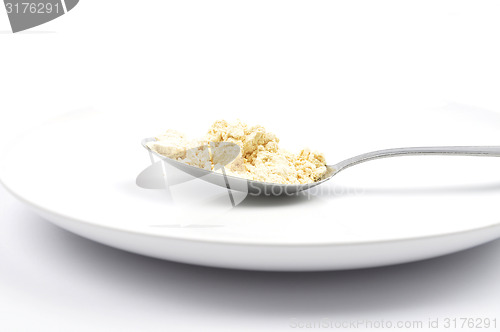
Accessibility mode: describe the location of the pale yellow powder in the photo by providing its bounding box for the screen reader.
[146,129,212,170]
[148,120,327,185]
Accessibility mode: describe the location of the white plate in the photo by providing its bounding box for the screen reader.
[1,107,500,271]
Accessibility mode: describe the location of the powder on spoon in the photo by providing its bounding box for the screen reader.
[147,120,327,185]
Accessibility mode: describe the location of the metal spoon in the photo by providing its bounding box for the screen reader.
[142,138,500,195]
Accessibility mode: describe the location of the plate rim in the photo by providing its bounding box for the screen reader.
[2,173,500,248]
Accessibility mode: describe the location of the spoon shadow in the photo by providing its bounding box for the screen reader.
[237,192,318,208]
[341,181,500,197]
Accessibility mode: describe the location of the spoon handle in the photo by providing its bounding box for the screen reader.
[332,146,500,173]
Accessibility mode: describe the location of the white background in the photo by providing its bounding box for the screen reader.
[1,1,500,331]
